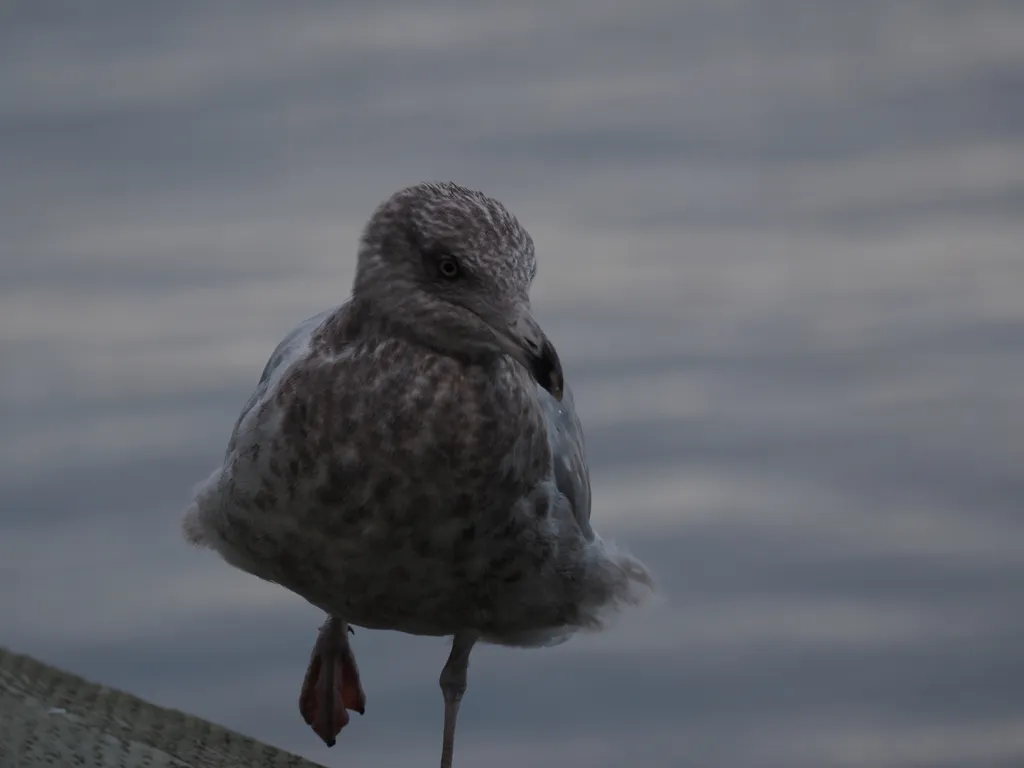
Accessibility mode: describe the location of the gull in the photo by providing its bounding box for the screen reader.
[182,181,653,767]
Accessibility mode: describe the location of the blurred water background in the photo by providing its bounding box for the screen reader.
[2,2,1024,766]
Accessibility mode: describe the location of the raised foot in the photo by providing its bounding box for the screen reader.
[299,617,366,747]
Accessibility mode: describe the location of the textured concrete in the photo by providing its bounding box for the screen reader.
[0,646,323,768]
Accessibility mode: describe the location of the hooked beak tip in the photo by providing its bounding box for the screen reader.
[504,307,564,400]
[531,337,564,401]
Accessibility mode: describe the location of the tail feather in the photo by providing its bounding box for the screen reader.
[181,501,208,547]
[580,537,656,632]
[180,466,223,549]
[485,537,655,649]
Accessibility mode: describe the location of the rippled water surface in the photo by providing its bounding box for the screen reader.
[2,2,1024,766]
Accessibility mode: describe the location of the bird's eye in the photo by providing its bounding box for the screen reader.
[438,256,461,279]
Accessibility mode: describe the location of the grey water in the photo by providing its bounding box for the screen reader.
[2,2,1023,766]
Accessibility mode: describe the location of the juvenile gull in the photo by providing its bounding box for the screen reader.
[181,181,653,767]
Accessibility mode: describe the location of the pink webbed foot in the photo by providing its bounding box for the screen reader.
[298,617,366,747]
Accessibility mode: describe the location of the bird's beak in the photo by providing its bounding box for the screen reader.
[497,307,564,401]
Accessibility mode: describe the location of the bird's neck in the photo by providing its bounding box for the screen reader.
[333,295,501,368]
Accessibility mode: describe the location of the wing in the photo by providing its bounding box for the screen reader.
[184,305,345,549]
[224,305,341,458]
[539,382,594,540]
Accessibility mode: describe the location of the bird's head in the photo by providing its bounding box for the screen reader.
[352,181,563,401]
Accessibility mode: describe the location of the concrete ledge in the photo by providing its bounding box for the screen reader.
[0,645,323,768]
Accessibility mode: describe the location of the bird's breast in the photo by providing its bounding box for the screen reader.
[214,339,559,630]
[271,340,552,534]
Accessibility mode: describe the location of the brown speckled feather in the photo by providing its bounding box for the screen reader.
[182,182,652,647]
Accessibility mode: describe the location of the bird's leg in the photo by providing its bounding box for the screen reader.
[299,615,366,747]
[439,630,478,768]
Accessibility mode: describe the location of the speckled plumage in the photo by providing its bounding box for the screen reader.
[181,181,653,760]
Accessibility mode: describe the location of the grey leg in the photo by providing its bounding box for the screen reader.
[439,630,478,768]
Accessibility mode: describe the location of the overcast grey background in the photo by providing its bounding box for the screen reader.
[2,2,1024,766]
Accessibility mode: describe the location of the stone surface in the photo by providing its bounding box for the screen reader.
[0,646,322,768]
